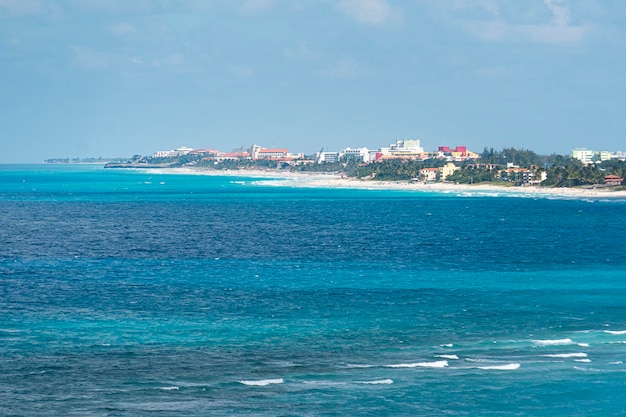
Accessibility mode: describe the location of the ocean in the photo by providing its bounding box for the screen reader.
[1,164,626,416]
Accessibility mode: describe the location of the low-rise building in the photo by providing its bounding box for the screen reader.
[419,167,439,182]
[377,139,426,160]
[438,146,479,161]
[152,146,194,158]
[604,175,624,186]
[251,145,303,160]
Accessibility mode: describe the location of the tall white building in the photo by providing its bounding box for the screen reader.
[340,147,370,162]
[316,151,340,163]
[572,148,612,164]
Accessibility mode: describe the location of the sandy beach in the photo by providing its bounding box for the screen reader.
[149,167,626,199]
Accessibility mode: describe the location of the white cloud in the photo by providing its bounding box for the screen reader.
[461,0,587,44]
[544,0,569,27]
[336,0,400,26]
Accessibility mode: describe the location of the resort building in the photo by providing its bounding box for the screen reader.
[316,151,340,164]
[437,146,480,161]
[419,168,439,182]
[251,145,303,160]
[439,162,459,180]
[604,175,624,186]
[188,149,221,157]
[377,139,427,160]
[571,148,612,164]
[217,152,251,161]
[340,147,371,163]
[152,146,194,158]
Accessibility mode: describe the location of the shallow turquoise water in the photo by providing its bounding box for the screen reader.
[1,165,626,416]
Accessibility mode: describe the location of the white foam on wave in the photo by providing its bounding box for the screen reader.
[477,363,520,371]
[533,338,574,346]
[159,386,180,391]
[239,378,284,387]
[542,352,588,358]
[575,359,591,363]
[302,380,347,387]
[345,364,375,369]
[436,354,459,360]
[441,343,454,348]
[604,330,626,335]
[577,343,589,347]
[386,360,448,368]
[356,379,394,385]
[465,358,487,363]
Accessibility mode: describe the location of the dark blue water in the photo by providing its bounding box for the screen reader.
[1,164,626,416]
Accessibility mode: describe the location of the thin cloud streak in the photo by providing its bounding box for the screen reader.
[453,0,588,45]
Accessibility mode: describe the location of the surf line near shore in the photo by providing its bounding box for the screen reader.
[147,167,626,200]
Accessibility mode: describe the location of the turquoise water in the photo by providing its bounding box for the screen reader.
[1,164,626,416]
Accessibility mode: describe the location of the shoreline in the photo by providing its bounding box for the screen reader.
[147,167,626,199]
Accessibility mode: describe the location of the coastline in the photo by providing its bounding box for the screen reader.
[148,167,626,199]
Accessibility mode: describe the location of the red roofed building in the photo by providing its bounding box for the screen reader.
[257,148,289,159]
[604,175,623,186]
[251,144,302,160]
[419,167,439,182]
[218,152,251,161]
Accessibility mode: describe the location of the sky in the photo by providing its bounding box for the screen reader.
[1,0,625,162]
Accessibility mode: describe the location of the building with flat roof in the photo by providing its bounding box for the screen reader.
[572,148,613,164]
[340,147,371,162]
[377,139,426,160]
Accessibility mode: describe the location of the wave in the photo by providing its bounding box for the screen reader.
[575,359,591,363]
[604,330,626,335]
[542,353,588,358]
[532,338,574,346]
[239,378,284,387]
[435,354,459,360]
[385,360,448,368]
[159,386,180,390]
[477,363,520,371]
[302,381,347,387]
[345,364,375,369]
[356,379,394,385]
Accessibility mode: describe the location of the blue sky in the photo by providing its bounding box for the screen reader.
[1,0,624,162]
